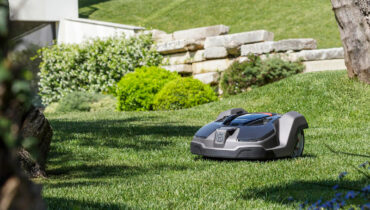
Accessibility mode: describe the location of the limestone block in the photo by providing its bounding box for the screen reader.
[204,47,228,59]
[163,50,206,65]
[241,41,275,56]
[192,59,234,74]
[156,39,204,54]
[193,50,206,63]
[273,39,317,52]
[259,53,291,61]
[163,52,193,65]
[288,48,344,61]
[237,56,249,63]
[193,72,220,84]
[147,29,174,43]
[173,25,229,41]
[204,30,274,49]
[162,64,193,73]
[303,59,346,73]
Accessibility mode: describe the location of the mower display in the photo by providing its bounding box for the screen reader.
[190,108,308,159]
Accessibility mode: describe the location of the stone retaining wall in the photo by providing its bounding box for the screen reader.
[149,25,346,85]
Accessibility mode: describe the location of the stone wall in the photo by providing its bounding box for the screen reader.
[149,25,346,85]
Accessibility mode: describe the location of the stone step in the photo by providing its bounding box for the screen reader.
[204,47,228,59]
[156,39,204,54]
[162,50,206,65]
[147,29,174,43]
[192,59,234,74]
[204,30,274,55]
[303,59,346,73]
[289,48,344,61]
[274,39,317,52]
[162,64,193,74]
[173,25,229,41]
[241,39,317,56]
[193,72,220,84]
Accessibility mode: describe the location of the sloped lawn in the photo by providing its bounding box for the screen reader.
[79,0,341,49]
[40,71,369,209]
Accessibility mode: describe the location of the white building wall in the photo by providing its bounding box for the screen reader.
[57,18,145,44]
[9,0,78,21]
[13,23,55,51]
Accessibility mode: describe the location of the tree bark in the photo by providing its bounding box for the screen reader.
[0,1,46,209]
[331,0,370,84]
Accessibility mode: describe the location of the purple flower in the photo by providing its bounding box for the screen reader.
[333,184,339,190]
[345,191,357,199]
[360,203,370,210]
[338,171,348,179]
[362,185,370,193]
[339,201,346,207]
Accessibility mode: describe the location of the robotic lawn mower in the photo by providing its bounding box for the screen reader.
[190,108,308,159]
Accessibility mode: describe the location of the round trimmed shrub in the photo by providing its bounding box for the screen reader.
[153,77,218,110]
[116,66,180,111]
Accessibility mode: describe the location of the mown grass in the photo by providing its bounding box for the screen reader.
[39,71,369,209]
[79,0,341,49]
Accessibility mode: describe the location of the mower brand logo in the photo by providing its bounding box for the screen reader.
[215,131,226,144]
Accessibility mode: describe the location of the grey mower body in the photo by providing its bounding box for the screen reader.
[190,108,308,159]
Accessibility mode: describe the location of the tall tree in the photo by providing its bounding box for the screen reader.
[331,0,370,84]
[0,1,45,209]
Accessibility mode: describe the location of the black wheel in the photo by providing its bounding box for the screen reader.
[291,129,304,158]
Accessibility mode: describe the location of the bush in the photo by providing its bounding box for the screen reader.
[220,54,304,96]
[90,95,116,112]
[45,94,116,113]
[56,92,105,112]
[38,34,163,105]
[116,66,180,111]
[153,77,218,110]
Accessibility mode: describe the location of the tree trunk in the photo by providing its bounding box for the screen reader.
[331,0,370,84]
[0,1,46,209]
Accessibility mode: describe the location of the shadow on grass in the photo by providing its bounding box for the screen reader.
[46,117,200,178]
[79,0,112,18]
[45,196,129,210]
[49,116,199,150]
[50,116,198,139]
[194,154,316,162]
[239,178,369,207]
[47,162,191,179]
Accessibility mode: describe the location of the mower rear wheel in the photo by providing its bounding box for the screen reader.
[291,129,305,158]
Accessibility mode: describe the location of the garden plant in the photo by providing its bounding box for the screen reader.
[220,54,304,96]
[37,34,162,105]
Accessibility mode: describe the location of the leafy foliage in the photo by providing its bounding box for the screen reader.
[153,77,218,110]
[115,66,180,111]
[38,34,163,105]
[90,95,116,112]
[45,94,116,113]
[9,45,42,107]
[56,92,105,113]
[220,54,304,96]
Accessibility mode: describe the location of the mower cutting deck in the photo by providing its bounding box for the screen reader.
[190,108,308,159]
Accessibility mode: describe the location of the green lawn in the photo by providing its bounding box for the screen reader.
[40,71,369,209]
[79,0,342,49]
